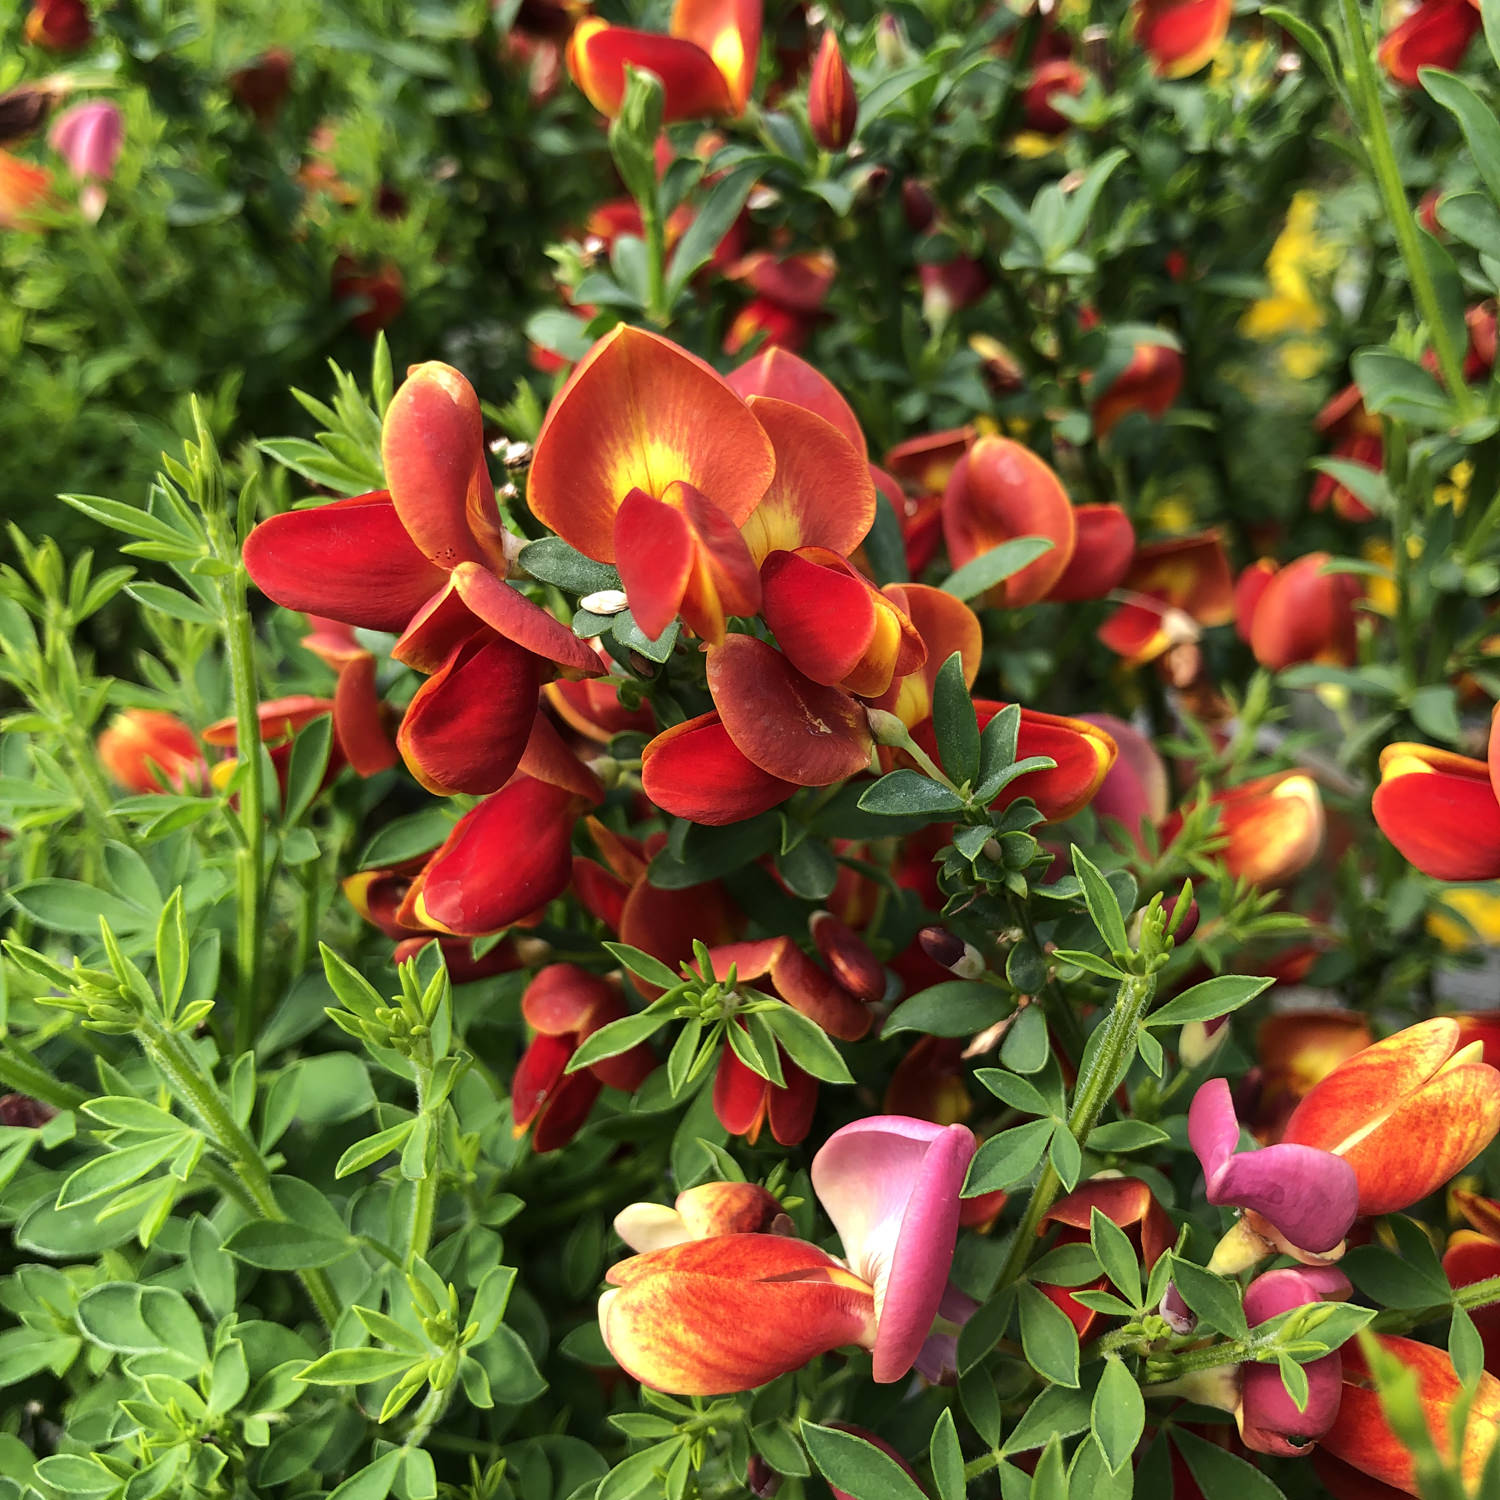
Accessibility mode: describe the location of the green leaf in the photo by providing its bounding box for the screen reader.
[975,704,1021,803]
[801,1422,926,1500]
[666,166,760,303]
[1090,1208,1141,1306]
[565,1011,668,1073]
[1085,1120,1169,1152]
[1341,1243,1451,1309]
[1171,1257,1248,1339]
[858,771,966,818]
[356,809,454,869]
[297,1347,420,1385]
[31,1454,122,1499]
[1091,1358,1144,1474]
[1017,1283,1080,1387]
[125,582,216,626]
[975,1068,1048,1115]
[1172,1429,1287,1499]
[1421,68,1500,206]
[964,1119,1054,1195]
[602,942,683,991]
[224,1218,351,1270]
[929,1409,965,1500]
[883,982,1010,1038]
[335,1121,414,1179]
[8,880,151,935]
[752,1421,810,1478]
[57,1137,181,1208]
[1002,1382,1095,1453]
[1451,1304,1485,1386]
[282,714,334,827]
[759,1005,854,1084]
[1048,1121,1082,1190]
[1276,1352,1310,1413]
[1350,348,1454,428]
[1147,974,1273,1029]
[1071,847,1130,957]
[932,653,980,786]
[326,1450,405,1500]
[517,537,621,596]
[940,537,1054,601]
[1261,6,1340,86]
[999,1002,1050,1074]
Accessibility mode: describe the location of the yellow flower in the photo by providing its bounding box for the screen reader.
[1428,886,1500,950]
[1011,131,1060,160]
[1148,495,1196,533]
[1435,459,1472,514]
[1240,192,1340,370]
[1361,539,1397,618]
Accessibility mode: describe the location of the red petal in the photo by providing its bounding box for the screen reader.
[641,712,799,824]
[615,486,693,641]
[942,436,1076,606]
[742,397,875,563]
[1246,553,1361,670]
[512,1031,574,1130]
[669,0,761,111]
[382,362,509,573]
[452,563,606,676]
[1121,531,1235,624]
[727,347,867,458]
[243,492,446,632]
[567,20,735,120]
[1379,0,1480,85]
[1134,0,1233,77]
[676,480,763,644]
[409,776,582,935]
[332,652,399,776]
[523,963,619,1035]
[766,1056,819,1145]
[529,325,774,560]
[884,427,973,494]
[707,635,873,785]
[714,1044,770,1138]
[1044,504,1135,602]
[869,583,983,728]
[531,1070,605,1151]
[760,548,878,687]
[1373,747,1500,881]
[397,632,540,795]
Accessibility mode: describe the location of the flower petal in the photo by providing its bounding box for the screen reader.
[641,711,799,825]
[243,492,448,633]
[670,0,762,111]
[566,19,736,119]
[1373,744,1500,881]
[727,347,867,457]
[1045,504,1136,602]
[529,325,775,561]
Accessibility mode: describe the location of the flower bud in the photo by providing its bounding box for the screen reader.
[229,49,294,127]
[1179,1013,1230,1069]
[747,1457,781,1499]
[808,32,857,151]
[24,0,92,51]
[1162,894,1199,941]
[0,83,61,146]
[900,178,936,232]
[1159,1282,1196,1334]
[917,925,985,980]
[810,911,885,1003]
[875,15,910,66]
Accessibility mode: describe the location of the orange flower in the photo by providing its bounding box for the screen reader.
[1319,1335,1500,1494]
[24,0,92,50]
[0,149,53,230]
[1378,0,1481,86]
[97,709,206,794]
[1282,1018,1500,1216]
[808,31,857,150]
[1097,531,1235,665]
[1163,771,1325,888]
[1373,711,1500,881]
[1234,552,1362,670]
[1089,342,1183,439]
[567,0,762,119]
[1133,0,1231,76]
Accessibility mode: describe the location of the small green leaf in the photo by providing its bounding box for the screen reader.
[801,1424,926,1500]
[932,653,980,786]
[565,1012,667,1073]
[883,982,1010,1038]
[1090,1208,1141,1306]
[1091,1358,1144,1474]
[941,538,1054,602]
[1018,1283,1080,1387]
[1147,974,1273,1029]
[858,771,966,818]
[1071,848,1129,957]
[929,1409,965,1500]
[1171,1257,1248,1339]
[964,1118,1054,1195]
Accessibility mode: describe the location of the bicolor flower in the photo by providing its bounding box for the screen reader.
[1097,531,1236,665]
[1318,1335,1500,1493]
[1443,1191,1500,1375]
[1162,772,1326,889]
[24,0,92,50]
[1378,0,1481,85]
[1239,1266,1353,1456]
[97,709,206,794]
[808,31,857,150]
[203,696,345,799]
[599,1114,974,1393]
[566,0,762,120]
[1088,341,1183,439]
[1033,1178,1173,1341]
[1281,1017,1500,1217]
[1234,553,1362,670]
[1372,711,1500,881]
[512,965,656,1152]
[942,436,1076,607]
[1044,505,1137,603]
[1190,1077,1360,1272]
[1254,1009,1374,1141]
[1132,0,1232,76]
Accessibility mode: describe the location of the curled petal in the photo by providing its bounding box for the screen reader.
[1239,1354,1345,1458]
[869,584,982,729]
[522,963,620,1037]
[942,436,1076,607]
[599,1234,876,1394]
[713,1043,818,1145]
[1190,1079,1359,1253]
[397,633,540,795]
[811,1116,976,1384]
[1042,1177,1175,1270]
[1379,0,1481,85]
[1045,505,1136,603]
[529,325,775,561]
[97,710,205,794]
[331,651,399,777]
[513,1031,595,1141]
[1244,553,1362,670]
[641,712,799,825]
[727,347,867,458]
[669,0,762,112]
[383,362,509,573]
[243,492,448,633]
[707,635,873,786]
[1163,772,1325,888]
[810,911,885,1004]
[741,397,876,564]
[452,563,605,677]
[1373,743,1500,882]
[405,776,585,936]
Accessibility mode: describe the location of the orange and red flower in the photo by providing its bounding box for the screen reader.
[1378,0,1481,86]
[97,709,207,794]
[1133,0,1232,76]
[1234,553,1363,671]
[808,31,857,150]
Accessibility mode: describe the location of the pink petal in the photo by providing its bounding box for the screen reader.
[810,1115,976,1383]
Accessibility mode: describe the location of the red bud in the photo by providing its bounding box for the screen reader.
[808,31,857,151]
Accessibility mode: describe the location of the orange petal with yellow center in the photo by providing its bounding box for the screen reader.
[884,427,973,495]
[529,325,774,562]
[869,584,982,729]
[941,436,1076,607]
[670,0,762,112]
[740,396,875,564]
[1120,531,1235,623]
[707,635,873,786]
[1162,772,1324,888]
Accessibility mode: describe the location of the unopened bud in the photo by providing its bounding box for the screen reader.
[875,14,911,66]
[918,925,986,980]
[808,31,858,151]
[747,1456,781,1499]
[1179,1014,1230,1069]
[1159,1282,1196,1335]
[1162,894,1199,941]
[0,82,61,145]
[901,178,937,232]
[580,588,629,615]
[865,707,910,747]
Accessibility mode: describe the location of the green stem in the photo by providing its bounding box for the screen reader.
[218,563,266,1057]
[1338,0,1474,415]
[402,1382,453,1451]
[0,1038,88,1112]
[989,971,1158,1301]
[141,1019,341,1329]
[1391,463,1419,689]
[642,198,669,326]
[406,1075,438,1269]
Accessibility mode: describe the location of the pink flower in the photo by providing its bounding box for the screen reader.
[49,99,120,219]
